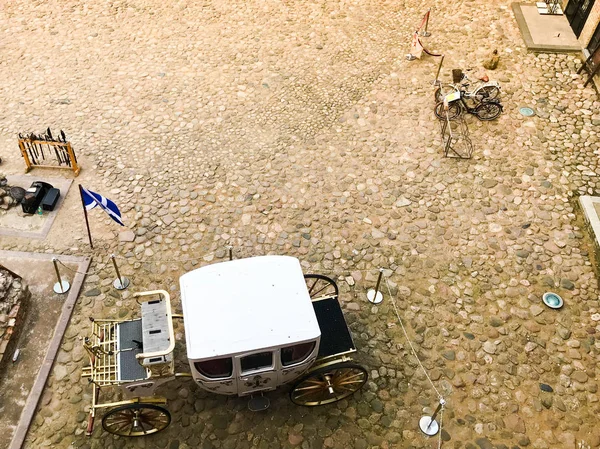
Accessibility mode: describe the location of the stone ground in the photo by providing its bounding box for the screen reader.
[0,254,79,447]
[1,0,600,448]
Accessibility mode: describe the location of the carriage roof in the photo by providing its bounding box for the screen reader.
[180,256,321,360]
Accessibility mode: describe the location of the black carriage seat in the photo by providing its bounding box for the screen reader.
[117,320,147,381]
[312,297,356,358]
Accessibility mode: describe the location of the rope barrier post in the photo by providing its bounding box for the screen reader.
[433,54,444,86]
[111,254,130,290]
[367,268,384,304]
[406,30,420,61]
[419,398,445,436]
[52,257,70,294]
[227,246,233,261]
[420,9,431,37]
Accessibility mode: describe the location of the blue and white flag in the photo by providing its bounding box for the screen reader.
[81,186,124,226]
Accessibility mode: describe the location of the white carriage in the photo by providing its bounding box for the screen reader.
[82,256,367,437]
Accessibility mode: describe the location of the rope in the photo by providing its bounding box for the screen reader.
[111,253,218,264]
[421,40,442,57]
[382,276,446,446]
[108,252,386,273]
[384,277,443,399]
[56,259,106,276]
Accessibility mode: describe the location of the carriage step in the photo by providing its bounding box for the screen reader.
[248,394,270,412]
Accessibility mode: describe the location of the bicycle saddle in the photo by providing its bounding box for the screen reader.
[479,74,489,82]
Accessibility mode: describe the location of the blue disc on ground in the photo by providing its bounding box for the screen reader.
[542,292,563,309]
[519,107,535,117]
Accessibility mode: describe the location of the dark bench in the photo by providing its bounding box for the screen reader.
[312,296,356,358]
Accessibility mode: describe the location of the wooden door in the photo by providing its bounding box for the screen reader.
[588,22,600,58]
[566,0,596,37]
[235,350,278,396]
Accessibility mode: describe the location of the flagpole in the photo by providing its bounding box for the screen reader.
[79,184,94,249]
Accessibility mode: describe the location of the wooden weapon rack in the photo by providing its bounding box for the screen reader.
[18,137,80,176]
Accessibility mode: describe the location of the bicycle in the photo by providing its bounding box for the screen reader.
[434,70,501,103]
[434,89,503,121]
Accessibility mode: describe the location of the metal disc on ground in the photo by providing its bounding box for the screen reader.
[419,416,440,435]
[542,292,563,309]
[53,280,70,294]
[519,107,535,117]
[113,277,130,290]
[367,289,383,304]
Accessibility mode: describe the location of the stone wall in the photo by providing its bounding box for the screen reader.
[0,266,29,372]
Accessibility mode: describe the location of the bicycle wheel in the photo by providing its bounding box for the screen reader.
[475,85,500,100]
[434,101,461,120]
[434,84,459,103]
[474,102,502,121]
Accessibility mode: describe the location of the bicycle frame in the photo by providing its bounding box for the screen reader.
[460,74,500,97]
[439,89,503,121]
[445,91,482,114]
[436,73,501,102]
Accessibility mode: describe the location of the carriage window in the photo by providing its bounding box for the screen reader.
[240,352,273,373]
[194,357,233,379]
[281,341,316,366]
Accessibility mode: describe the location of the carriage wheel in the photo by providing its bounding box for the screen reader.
[304,274,339,301]
[290,362,368,406]
[102,403,171,437]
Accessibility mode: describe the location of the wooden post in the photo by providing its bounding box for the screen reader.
[79,184,94,249]
[18,140,32,172]
[66,142,81,176]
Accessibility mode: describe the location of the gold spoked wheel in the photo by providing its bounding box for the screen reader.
[290,362,368,406]
[102,404,171,437]
[304,274,339,301]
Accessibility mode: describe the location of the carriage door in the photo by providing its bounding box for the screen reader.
[565,0,595,37]
[235,351,277,396]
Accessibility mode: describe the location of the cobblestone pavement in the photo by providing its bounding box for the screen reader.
[1,0,600,448]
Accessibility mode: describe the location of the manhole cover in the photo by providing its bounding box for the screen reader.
[542,292,563,309]
[9,186,26,202]
[519,107,535,117]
